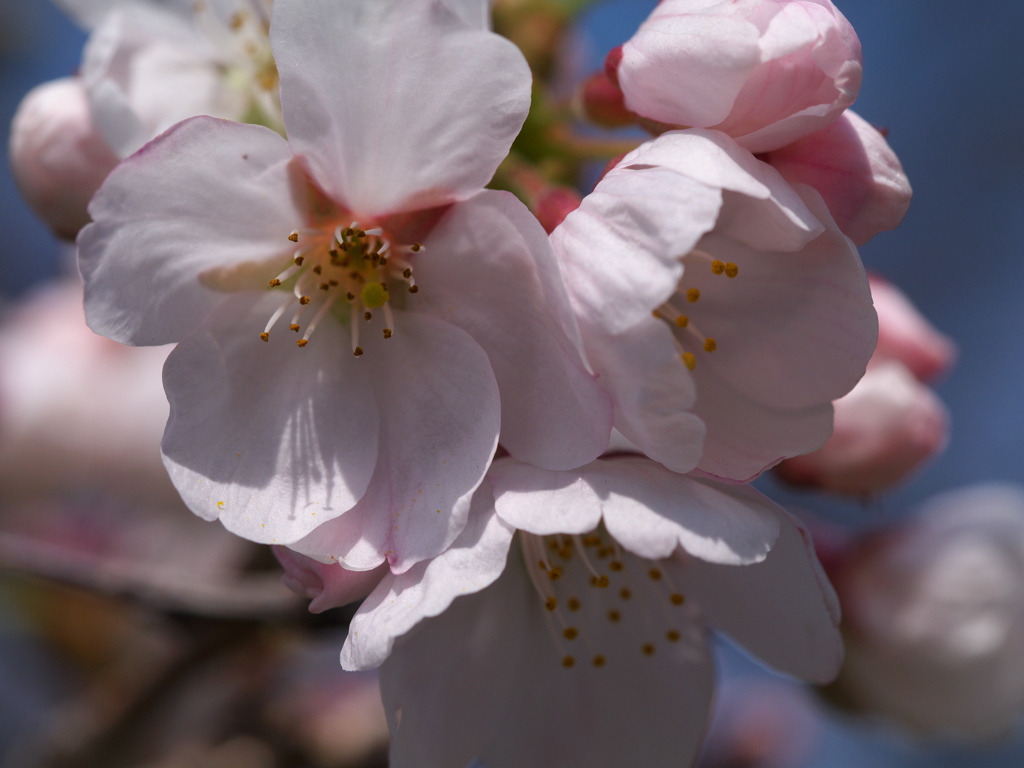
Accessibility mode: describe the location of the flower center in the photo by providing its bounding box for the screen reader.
[520,529,691,670]
[653,248,738,371]
[260,223,422,354]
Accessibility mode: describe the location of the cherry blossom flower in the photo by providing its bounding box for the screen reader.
[79,0,612,573]
[830,485,1024,740]
[550,129,877,482]
[309,457,841,768]
[761,110,912,245]
[613,0,862,152]
[8,78,119,240]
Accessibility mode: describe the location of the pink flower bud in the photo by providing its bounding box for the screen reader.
[870,274,956,382]
[273,546,388,613]
[830,485,1024,739]
[579,70,635,129]
[761,110,912,245]
[534,186,582,234]
[9,78,119,241]
[775,362,949,496]
[616,0,862,152]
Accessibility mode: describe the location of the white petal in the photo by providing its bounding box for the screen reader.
[674,507,843,683]
[414,191,612,470]
[595,459,780,565]
[691,359,835,482]
[381,544,715,768]
[493,459,779,565]
[582,317,705,474]
[553,163,721,334]
[341,488,514,670]
[161,293,379,545]
[289,312,501,573]
[685,187,876,410]
[80,117,304,346]
[272,0,530,216]
[441,0,491,28]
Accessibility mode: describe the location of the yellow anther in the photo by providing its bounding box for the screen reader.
[725,262,739,278]
[268,278,281,287]
[563,627,579,641]
[703,338,717,353]
[411,243,422,252]
[670,593,685,606]
[562,656,575,669]
[383,328,393,339]
[312,265,322,275]
[299,296,311,305]
[582,535,601,547]
[609,560,624,572]
[649,568,663,581]
[591,575,609,589]
[682,352,696,371]
[608,609,621,623]
[620,588,632,600]
[711,259,725,275]
[294,255,304,266]
[544,597,558,612]
[320,283,330,291]
[666,630,681,643]
[408,285,419,294]
[259,332,269,342]
[642,643,656,657]
[296,339,308,348]
[403,268,413,279]
[592,655,606,668]
[364,311,373,321]
[597,546,614,559]
[674,315,689,328]
[686,288,700,302]
[289,324,300,332]
[567,597,581,612]
[287,231,299,242]
[548,566,564,581]
[353,346,364,356]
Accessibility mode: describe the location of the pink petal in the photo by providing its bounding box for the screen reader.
[288,312,500,574]
[273,546,388,613]
[272,0,530,216]
[380,545,715,768]
[674,506,843,683]
[80,117,304,346]
[161,293,380,545]
[763,110,912,245]
[341,489,514,670]
[683,185,876,410]
[413,191,613,470]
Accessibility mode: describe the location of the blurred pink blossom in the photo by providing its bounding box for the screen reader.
[870,274,957,382]
[8,78,118,240]
[830,484,1024,740]
[614,0,862,152]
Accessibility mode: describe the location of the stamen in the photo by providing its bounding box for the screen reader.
[686,288,700,303]
[711,259,725,275]
[297,297,337,347]
[259,303,288,341]
[725,262,739,278]
[703,338,717,352]
[287,230,299,242]
[682,352,696,371]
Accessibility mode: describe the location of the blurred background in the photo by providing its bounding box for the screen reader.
[1,0,1023,766]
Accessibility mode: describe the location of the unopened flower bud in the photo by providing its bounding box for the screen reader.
[579,70,635,129]
[761,111,912,245]
[617,0,862,152]
[535,186,582,234]
[776,362,949,496]
[870,274,956,382]
[9,78,118,240]
[273,546,388,613]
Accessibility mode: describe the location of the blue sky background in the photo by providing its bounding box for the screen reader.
[1,0,1023,764]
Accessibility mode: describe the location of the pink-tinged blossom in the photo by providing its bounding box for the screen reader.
[79,0,611,574]
[8,78,119,240]
[315,457,840,768]
[830,485,1024,740]
[761,110,912,245]
[550,129,877,482]
[615,0,862,152]
[870,274,956,382]
[775,361,949,496]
